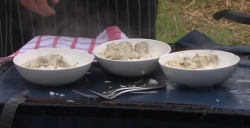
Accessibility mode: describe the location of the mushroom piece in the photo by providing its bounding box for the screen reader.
[103,50,116,59]
[128,51,140,59]
[166,52,219,69]
[118,41,133,53]
[22,54,72,69]
[107,42,118,50]
[115,51,129,60]
[135,42,148,54]
[101,41,152,60]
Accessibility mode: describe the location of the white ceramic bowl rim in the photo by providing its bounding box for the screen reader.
[159,50,240,71]
[13,48,94,71]
[93,38,172,62]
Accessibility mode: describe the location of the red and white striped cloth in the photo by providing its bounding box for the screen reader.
[0,26,128,64]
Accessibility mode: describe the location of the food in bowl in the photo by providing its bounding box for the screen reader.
[158,50,240,88]
[13,48,93,86]
[99,41,159,60]
[165,52,219,69]
[93,39,171,77]
[22,54,78,69]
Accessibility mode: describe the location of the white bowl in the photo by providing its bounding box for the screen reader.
[93,38,171,77]
[158,50,240,88]
[13,48,94,86]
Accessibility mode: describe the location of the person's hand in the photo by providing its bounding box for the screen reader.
[19,0,59,16]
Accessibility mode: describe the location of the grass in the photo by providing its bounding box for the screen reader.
[156,0,250,45]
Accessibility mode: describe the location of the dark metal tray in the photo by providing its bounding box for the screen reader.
[1,62,250,109]
[1,49,250,127]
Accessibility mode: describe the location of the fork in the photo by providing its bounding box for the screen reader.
[103,81,166,97]
[72,90,98,99]
[89,83,167,99]
[101,85,157,98]
[72,89,158,99]
[105,88,158,94]
[108,88,160,99]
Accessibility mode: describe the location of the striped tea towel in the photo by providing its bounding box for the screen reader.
[0,26,128,65]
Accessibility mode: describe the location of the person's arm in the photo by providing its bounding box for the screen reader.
[18,0,59,16]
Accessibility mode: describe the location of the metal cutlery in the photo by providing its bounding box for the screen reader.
[104,81,167,95]
[101,85,159,98]
[89,83,167,99]
[131,90,158,94]
[72,89,158,99]
[107,88,160,99]
[72,90,98,99]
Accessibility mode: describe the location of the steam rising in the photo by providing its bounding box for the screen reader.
[0,0,158,56]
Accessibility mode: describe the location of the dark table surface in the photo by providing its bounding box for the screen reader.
[1,53,250,117]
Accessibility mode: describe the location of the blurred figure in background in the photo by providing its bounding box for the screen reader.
[0,0,158,56]
[18,0,58,16]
